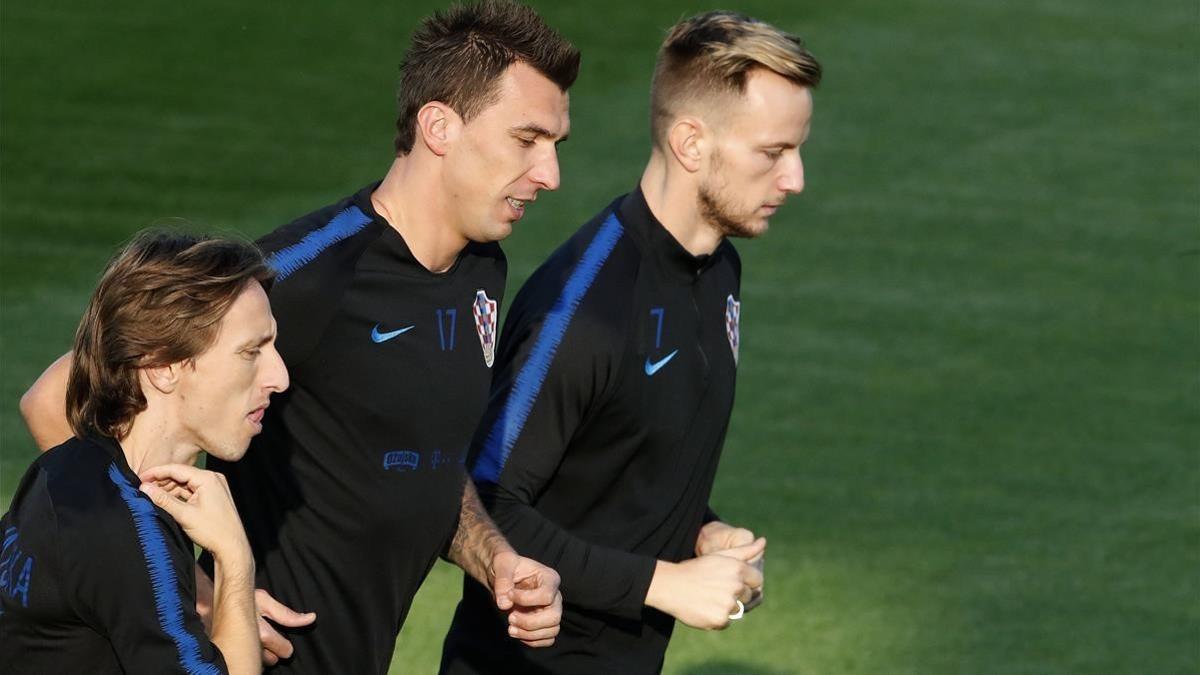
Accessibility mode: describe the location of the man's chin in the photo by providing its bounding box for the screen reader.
[483,221,515,243]
[723,218,769,240]
[747,218,770,238]
[207,440,251,463]
[462,216,513,244]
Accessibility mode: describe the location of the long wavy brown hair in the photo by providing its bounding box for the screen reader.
[66,230,273,439]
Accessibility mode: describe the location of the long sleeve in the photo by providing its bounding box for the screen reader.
[469,221,657,620]
[63,467,228,674]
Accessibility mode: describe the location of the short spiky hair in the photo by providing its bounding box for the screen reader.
[66,231,273,439]
[393,0,580,155]
[650,11,822,144]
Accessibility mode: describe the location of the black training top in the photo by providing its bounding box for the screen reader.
[0,435,228,675]
[205,183,506,675]
[440,188,742,675]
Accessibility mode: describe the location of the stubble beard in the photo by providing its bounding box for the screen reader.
[697,151,766,240]
[698,179,765,240]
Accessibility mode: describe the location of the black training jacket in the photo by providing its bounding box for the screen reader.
[1,435,228,674]
[206,183,506,675]
[441,188,742,675]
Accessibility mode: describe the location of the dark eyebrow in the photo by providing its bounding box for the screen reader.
[511,124,567,143]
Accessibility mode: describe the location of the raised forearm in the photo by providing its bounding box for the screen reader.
[644,537,765,630]
[448,481,514,587]
[20,351,74,451]
[209,549,260,675]
[478,481,657,618]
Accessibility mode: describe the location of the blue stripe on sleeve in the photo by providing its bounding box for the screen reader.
[472,214,624,484]
[267,205,372,281]
[108,464,222,675]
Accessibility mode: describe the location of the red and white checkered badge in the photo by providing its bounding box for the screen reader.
[473,289,498,368]
[725,294,740,366]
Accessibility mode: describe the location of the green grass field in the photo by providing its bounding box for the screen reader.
[2,1,1197,672]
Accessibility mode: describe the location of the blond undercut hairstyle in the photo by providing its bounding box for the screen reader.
[650,11,822,145]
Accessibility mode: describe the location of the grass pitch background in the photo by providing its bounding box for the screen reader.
[2,1,1197,673]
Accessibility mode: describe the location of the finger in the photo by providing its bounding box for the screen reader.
[744,588,764,612]
[746,548,765,566]
[509,582,557,609]
[717,537,766,563]
[726,597,745,623]
[519,637,557,648]
[491,558,516,611]
[508,604,560,632]
[699,526,756,556]
[259,619,294,660]
[256,589,317,627]
[728,527,756,548]
[139,463,208,489]
[167,484,193,501]
[508,623,560,643]
[510,566,546,589]
[161,478,198,501]
[741,562,764,589]
[154,477,183,493]
[139,482,188,519]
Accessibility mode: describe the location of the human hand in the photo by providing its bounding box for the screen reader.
[697,521,764,610]
[195,567,317,666]
[490,551,562,647]
[695,521,757,557]
[645,538,765,630]
[138,464,251,565]
[254,589,317,665]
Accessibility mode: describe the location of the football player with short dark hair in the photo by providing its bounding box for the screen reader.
[19,2,579,673]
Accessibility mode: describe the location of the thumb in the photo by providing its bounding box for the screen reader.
[717,537,766,563]
[257,590,317,627]
[491,554,516,611]
[140,482,185,519]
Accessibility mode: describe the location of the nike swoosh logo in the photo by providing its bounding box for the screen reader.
[644,350,679,376]
[371,324,415,343]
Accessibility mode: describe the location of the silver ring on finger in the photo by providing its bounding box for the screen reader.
[728,600,745,621]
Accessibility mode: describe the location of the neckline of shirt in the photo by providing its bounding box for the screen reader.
[616,187,726,282]
[351,182,480,281]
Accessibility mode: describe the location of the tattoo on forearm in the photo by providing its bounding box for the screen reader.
[449,482,511,585]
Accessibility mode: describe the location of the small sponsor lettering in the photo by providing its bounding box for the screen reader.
[382,450,420,472]
[382,449,466,473]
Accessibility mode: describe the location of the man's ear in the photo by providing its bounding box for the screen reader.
[142,362,182,395]
[667,116,706,173]
[416,101,462,157]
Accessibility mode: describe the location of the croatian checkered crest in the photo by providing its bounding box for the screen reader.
[473,289,498,368]
[725,294,740,366]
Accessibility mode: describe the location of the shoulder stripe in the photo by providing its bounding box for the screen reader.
[107,464,222,675]
[472,213,625,484]
[267,205,372,281]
